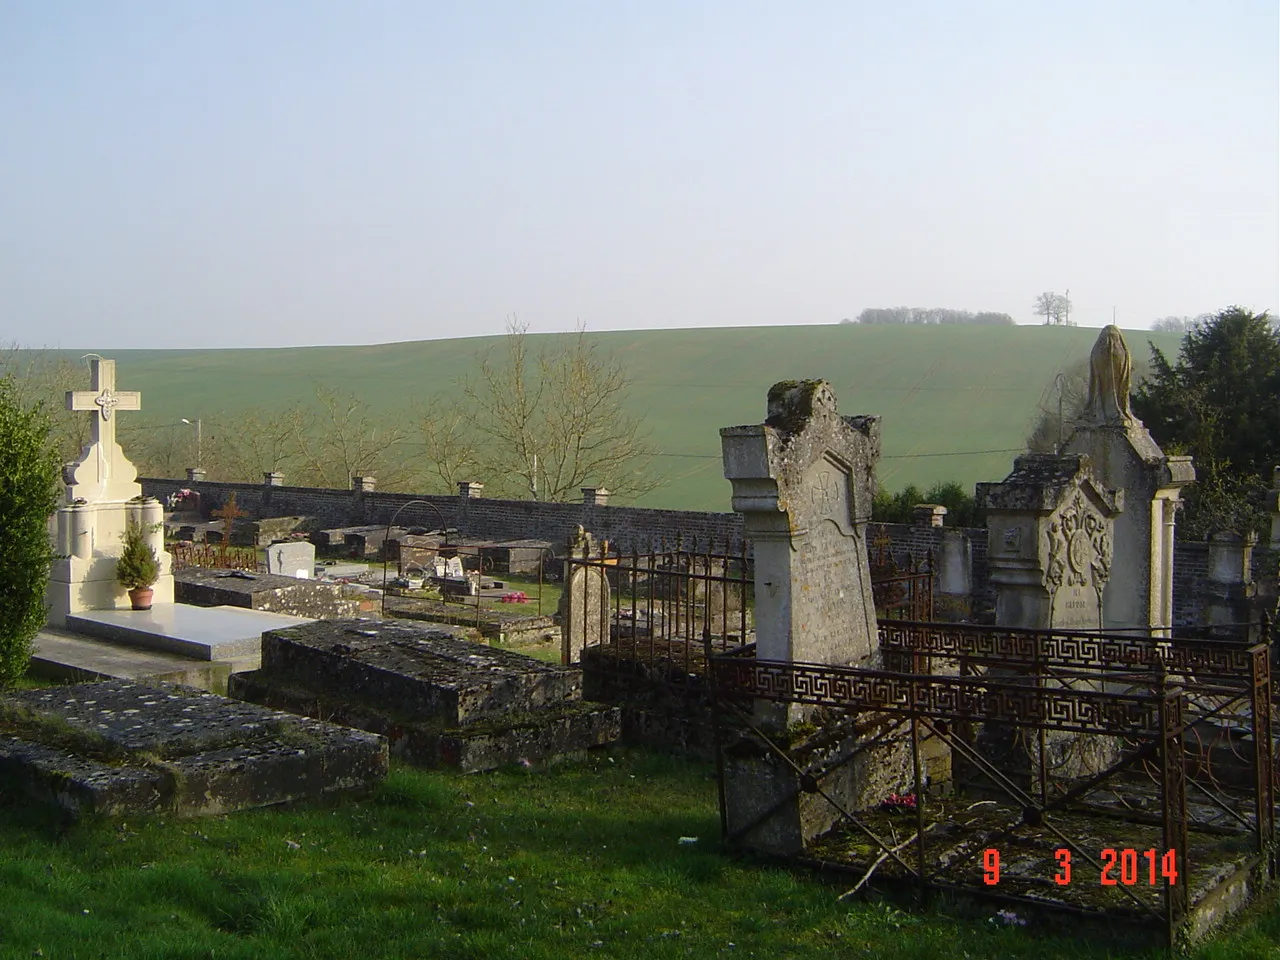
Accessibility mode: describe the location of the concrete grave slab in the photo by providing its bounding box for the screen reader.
[0,679,387,819]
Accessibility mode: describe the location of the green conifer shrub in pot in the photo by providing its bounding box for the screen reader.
[117,521,160,610]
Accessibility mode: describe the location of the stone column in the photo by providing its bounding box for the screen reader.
[1205,531,1258,638]
[581,487,611,507]
[457,481,484,499]
[186,467,206,483]
[913,504,947,528]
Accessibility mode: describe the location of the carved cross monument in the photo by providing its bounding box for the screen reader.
[48,357,171,626]
[64,357,143,500]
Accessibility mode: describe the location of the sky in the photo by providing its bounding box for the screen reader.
[1,1,1276,350]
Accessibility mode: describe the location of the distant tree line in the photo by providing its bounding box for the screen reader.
[872,481,983,528]
[845,307,1016,326]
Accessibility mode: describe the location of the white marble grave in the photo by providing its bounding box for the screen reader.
[47,358,174,626]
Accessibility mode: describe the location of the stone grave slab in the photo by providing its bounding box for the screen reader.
[65,604,313,661]
[229,619,619,772]
[0,679,387,819]
[175,567,359,619]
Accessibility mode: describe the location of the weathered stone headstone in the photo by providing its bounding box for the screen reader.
[558,526,611,664]
[266,540,316,579]
[721,380,880,671]
[719,381,903,855]
[1063,326,1194,634]
[978,453,1121,632]
[48,358,174,626]
[936,528,973,620]
[1205,530,1259,637]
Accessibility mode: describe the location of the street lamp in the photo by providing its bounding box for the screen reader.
[181,418,202,468]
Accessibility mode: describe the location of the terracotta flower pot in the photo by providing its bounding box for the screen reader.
[128,586,154,611]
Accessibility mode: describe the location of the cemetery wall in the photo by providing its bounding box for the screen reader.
[141,476,1257,630]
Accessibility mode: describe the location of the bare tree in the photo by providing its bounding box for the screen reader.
[414,397,480,493]
[294,386,412,489]
[1033,292,1073,326]
[452,318,658,501]
[205,404,311,482]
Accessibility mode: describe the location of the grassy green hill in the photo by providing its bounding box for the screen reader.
[60,324,1181,511]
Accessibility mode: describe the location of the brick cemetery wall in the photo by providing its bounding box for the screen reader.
[141,475,1257,630]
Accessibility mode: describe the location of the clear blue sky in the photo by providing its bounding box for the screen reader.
[2,1,1276,349]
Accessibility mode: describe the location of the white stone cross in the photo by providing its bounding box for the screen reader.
[67,357,141,460]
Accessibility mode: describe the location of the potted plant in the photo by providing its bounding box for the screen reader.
[117,521,160,610]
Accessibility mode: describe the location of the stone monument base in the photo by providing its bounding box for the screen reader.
[229,620,620,772]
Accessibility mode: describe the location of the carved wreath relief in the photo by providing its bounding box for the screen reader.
[1043,492,1112,601]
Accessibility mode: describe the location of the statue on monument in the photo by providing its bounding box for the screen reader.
[1082,325,1135,425]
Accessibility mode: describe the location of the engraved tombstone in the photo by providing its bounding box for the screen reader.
[721,379,880,672]
[977,453,1120,633]
[557,526,611,665]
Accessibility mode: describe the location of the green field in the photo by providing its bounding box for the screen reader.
[59,324,1182,511]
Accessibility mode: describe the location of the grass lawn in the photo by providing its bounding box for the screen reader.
[0,749,1274,960]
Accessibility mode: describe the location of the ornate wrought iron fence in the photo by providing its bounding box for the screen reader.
[708,633,1275,947]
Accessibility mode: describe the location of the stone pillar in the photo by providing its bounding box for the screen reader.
[557,526,610,664]
[1063,325,1194,635]
[719,381,899,855]
[186,467,207,483]
[263,472,285,487]
[457,481,485,499]
[581,487,611,507]
[913,503,947,527]
[351,476,376,493]
[1205,531,1258,637]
